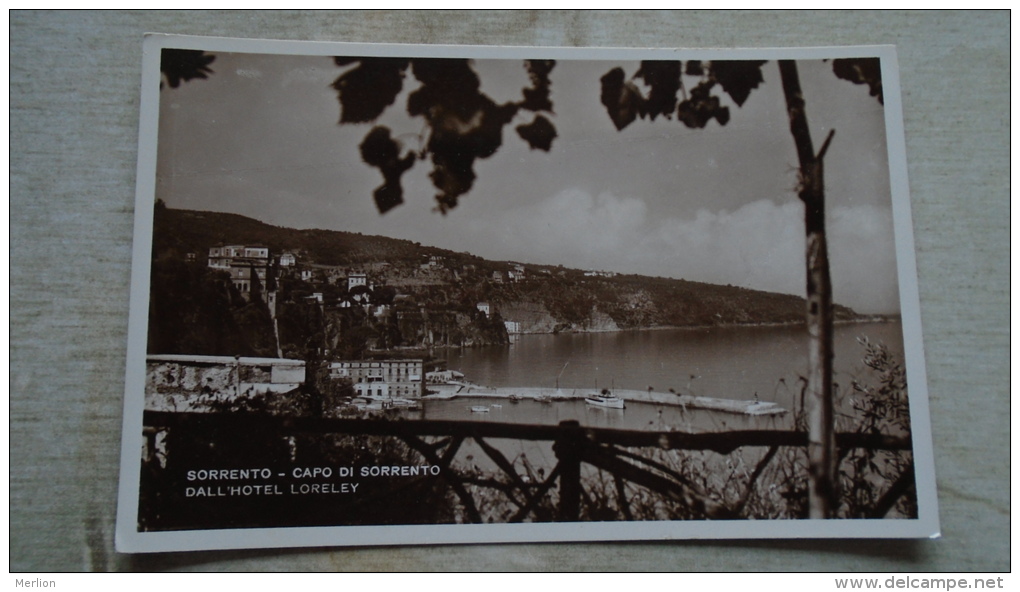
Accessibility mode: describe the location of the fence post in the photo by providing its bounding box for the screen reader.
[553,420,582,521]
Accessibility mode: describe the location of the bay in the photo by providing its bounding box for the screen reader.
[428,321,905,432]
[398,321,906,477]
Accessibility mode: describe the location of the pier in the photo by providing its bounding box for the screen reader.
[424,383,787,416]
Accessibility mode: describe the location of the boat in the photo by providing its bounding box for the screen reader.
[390,398,421,411]
[490,403,502,409]
[508,394,521,403]
[354,396,421,412]
[534,394,552,404]
[585,390,625,409]
[469,405,490,413]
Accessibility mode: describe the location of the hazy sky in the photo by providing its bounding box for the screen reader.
[156,50,902,313]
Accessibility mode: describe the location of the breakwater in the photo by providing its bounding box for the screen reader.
[425,383,786,416]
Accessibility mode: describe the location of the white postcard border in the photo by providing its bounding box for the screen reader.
[116,34,938,553]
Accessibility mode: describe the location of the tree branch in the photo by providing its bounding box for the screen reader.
[816,129,836,160]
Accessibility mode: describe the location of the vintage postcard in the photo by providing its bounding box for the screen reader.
[116,34,938,552]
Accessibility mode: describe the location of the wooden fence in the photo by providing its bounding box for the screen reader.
[143,410,913,522]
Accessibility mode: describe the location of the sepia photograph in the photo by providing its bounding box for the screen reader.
[117,35,937,552]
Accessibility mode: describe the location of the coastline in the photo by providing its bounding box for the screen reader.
[390,315,900,354]
[517,315,899,335]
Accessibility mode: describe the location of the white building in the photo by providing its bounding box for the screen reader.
[348,272,368,291]
[329,359,424,399]
[207,244,270,297]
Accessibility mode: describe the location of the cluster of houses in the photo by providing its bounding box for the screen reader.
[202,243,599,319]
[204,243,370,302]
[490,263,528,284]
[203,243,528,341]
[162,242,634,412]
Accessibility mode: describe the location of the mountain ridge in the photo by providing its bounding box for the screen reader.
[147,205,866,358]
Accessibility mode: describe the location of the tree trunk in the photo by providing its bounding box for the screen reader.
[778,60,837,518]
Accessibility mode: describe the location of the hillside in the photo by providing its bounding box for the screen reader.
[146,205,862,357]
[151,201,462,269]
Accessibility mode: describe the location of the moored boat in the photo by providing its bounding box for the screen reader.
[390,398,421,410]
[469,405,490,413]
[585,390,625,409]
[354,396,421,411]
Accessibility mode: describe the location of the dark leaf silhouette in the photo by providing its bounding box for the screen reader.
[160,49,215,89]
[334,57,559,213]
[407,59,518,212]
[599,60,764,130]
[359,126,416,214]
[600,67,642,131]
[709,60,767,107]
[516,115,557,151]
[407,59,485,119]
[521,59,556,113]
[677,81,730,129]
[832,58,883,104]
[634,61,681,120]
[332,57,410,123]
